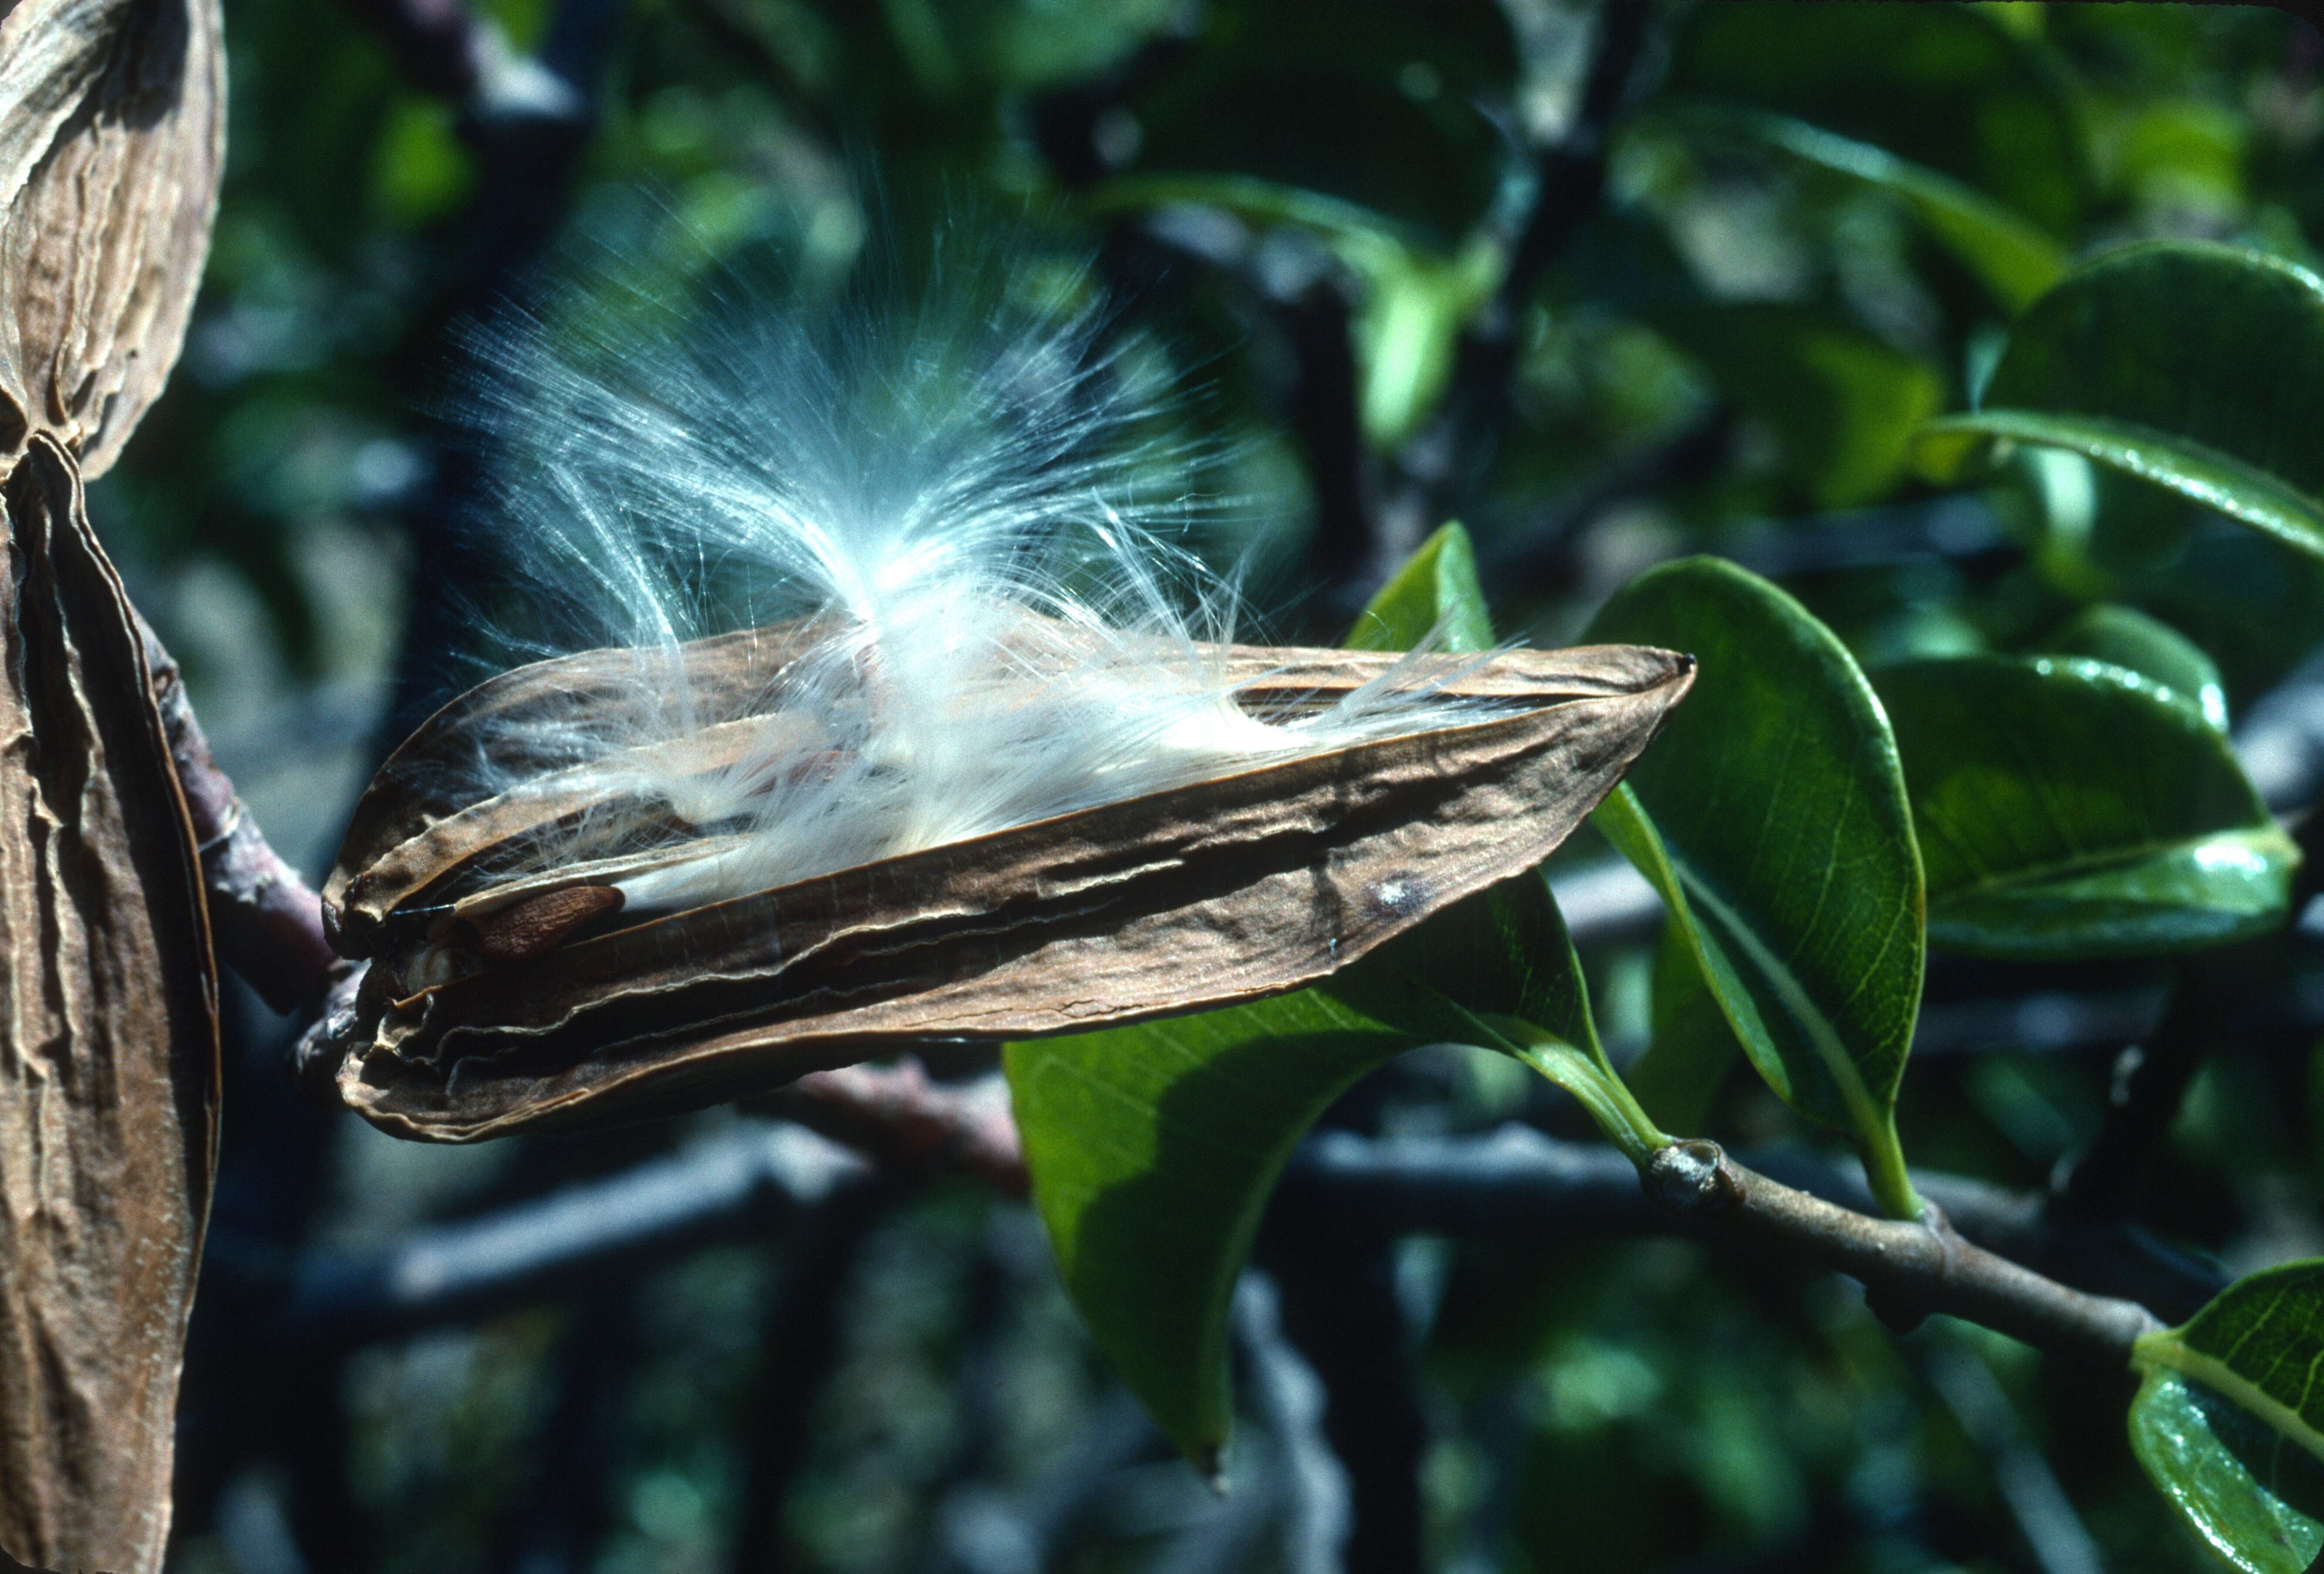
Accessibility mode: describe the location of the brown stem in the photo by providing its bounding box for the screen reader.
[139,620,340,1015]
[775,1059,1028,1197]
[1646,1140,2163,1366]
[762,1077,2166,1368]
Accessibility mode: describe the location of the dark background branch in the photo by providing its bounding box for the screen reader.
[1370,0,1662,588]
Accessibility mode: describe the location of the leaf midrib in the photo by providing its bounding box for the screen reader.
[1665,845,1896,1134]
[1929,825,2287,905]
[1926,409,2324,546]
[2139,1334,2324,1477]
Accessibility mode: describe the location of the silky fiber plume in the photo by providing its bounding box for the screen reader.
[432,242,1502,916]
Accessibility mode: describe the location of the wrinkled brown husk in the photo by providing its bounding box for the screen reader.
[316,635,1691,1143]
[0,0,224,1564]
[0,0,225,478]
[0,436,219,1574]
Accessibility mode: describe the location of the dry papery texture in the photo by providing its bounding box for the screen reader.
[316,630,1691,1142]
[0,0,224,477]
[0,2,226,1566]
[0,437,218,1574]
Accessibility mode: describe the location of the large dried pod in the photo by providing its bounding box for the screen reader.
[0,0,225,478]
[314,629,1691,1142]
[0,435,218,1574]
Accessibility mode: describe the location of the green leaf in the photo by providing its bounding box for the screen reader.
[1665,104,2068,312]
[1584,558,1925,1216]
[2132,1261,2324,1573]
[1332,872,1665,1160]
[1354,247,1496,447]
[1344,525,1658,1148]
[1005,991,1413,1467]
[1083,172,1422,273]
[1347,521,1494,655]
[1917,243,2324,563]
[1623,920,1744,1136]
[1006,875,1649,1469]
[2031,604,2228,733]
[1667,1,2090,237]
[1876,656,2294,960]
[1650,304,1943,509]
[2130,1372,2324,1574]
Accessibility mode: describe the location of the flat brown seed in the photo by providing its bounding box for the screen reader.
[476,883,628,962]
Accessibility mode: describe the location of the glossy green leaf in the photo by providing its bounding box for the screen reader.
[1668,1,2090,236]
[1334,871,1664,1160]
[2132,1261,2324,1573]
[1584,558,1925,1216]
[2130,1372,2324,1574]
[1355,249,1494,446]
[1347,520,1493,655]
[1005,990,1412,1467]
[1665,104,2067,312]
[1876,656,2293,960]
[2031,604,2227,732]
[1341,529,1652,1142]
[1651,304,1943,509]
[1084,173,1416,262]
[1918,244,2324,562]
[1006,872,1644,1469]
[1623,920,1743,1136]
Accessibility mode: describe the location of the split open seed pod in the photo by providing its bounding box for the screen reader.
[315,628,1691,1142]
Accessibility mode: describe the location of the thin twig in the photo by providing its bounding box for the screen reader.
[283,1122,871,1343]
[252,1111,2202,1376]
[140,621,340,1014]
[1284,1125,2224,1318]
[1644,1140,2163,1365]
[775,1059,1028,1197]
[1237,1273,1353,1574]
[1917,1335,2105,1574]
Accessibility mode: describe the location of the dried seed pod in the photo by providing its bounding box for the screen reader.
[314,630,1691,1143]
[0,435,218,1574]
[0,0,226,477]
[0,2,226,1564]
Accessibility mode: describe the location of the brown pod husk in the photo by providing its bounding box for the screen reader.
[0,435,219,1574]
[316,634,1691,1143]
[0,0,226,478]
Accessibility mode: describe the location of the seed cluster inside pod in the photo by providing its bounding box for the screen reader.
[313,631,1692,1143]
[333,608,1520,988]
